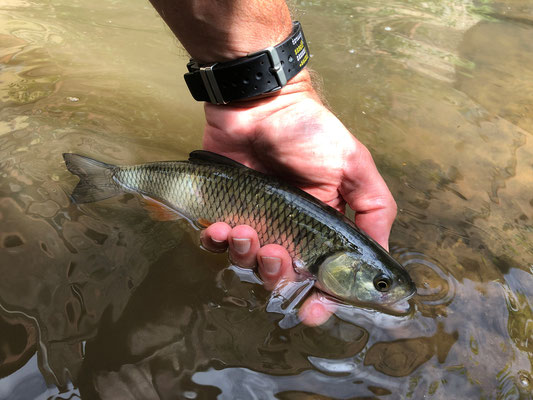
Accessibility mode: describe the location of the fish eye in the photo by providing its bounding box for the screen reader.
[373,274,392,292]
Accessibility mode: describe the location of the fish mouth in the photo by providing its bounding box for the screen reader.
[376,283,416,307]
[387,286,417,315]
[404,285,417,301]
[381,298,413,315]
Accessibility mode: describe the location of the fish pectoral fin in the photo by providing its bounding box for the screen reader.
[266,277,316,329]
[140,195,183,221]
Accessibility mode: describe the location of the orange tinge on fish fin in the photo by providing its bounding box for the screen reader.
[197,218,213,228]
[141,196,182,221]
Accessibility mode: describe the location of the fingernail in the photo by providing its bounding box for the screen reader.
[232,238,251,254]
[211,238,225,244]
[260,256,281,275]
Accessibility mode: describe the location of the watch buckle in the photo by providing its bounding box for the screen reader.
[198,62,226,105]
[248,46,287,90]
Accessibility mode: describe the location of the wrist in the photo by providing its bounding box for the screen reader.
[242,69,319,106]
[150,0,292,63]
[191,18,293,63]
[204,69,321,117]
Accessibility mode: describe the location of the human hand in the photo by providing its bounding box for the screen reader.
[200,70,397,326]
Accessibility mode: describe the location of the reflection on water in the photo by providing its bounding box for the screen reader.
[0,0,532,398]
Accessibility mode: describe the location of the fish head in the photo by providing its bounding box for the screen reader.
[316,251,416,305]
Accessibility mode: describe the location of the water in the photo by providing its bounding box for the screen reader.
[0,0,532,398]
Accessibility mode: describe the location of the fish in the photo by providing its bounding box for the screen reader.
[63,150,416,306]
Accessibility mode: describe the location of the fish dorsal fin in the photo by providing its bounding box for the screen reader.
[188,150,247,168]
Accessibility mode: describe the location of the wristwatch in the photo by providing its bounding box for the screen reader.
[184,21,310,104]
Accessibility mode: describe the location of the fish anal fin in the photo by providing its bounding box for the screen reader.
[141,195,183,221]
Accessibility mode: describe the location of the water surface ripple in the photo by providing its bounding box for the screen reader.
[0,0,532,399]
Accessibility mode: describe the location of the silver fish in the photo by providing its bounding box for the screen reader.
[63,150,416,305]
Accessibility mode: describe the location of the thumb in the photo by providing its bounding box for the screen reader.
[340,145,397,250]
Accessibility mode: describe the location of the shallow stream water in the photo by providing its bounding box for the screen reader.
[0,0,532,399]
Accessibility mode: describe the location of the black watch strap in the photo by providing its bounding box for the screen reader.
[184,21,310,104]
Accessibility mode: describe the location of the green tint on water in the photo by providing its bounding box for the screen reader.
[0,0,532,398]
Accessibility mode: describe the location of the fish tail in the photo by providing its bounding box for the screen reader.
[63,153,122,203]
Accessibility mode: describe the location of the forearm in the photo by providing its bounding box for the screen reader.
[148,0,292,63]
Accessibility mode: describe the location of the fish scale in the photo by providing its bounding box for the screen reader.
[63,150,415,305]
[114,161,341,269]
